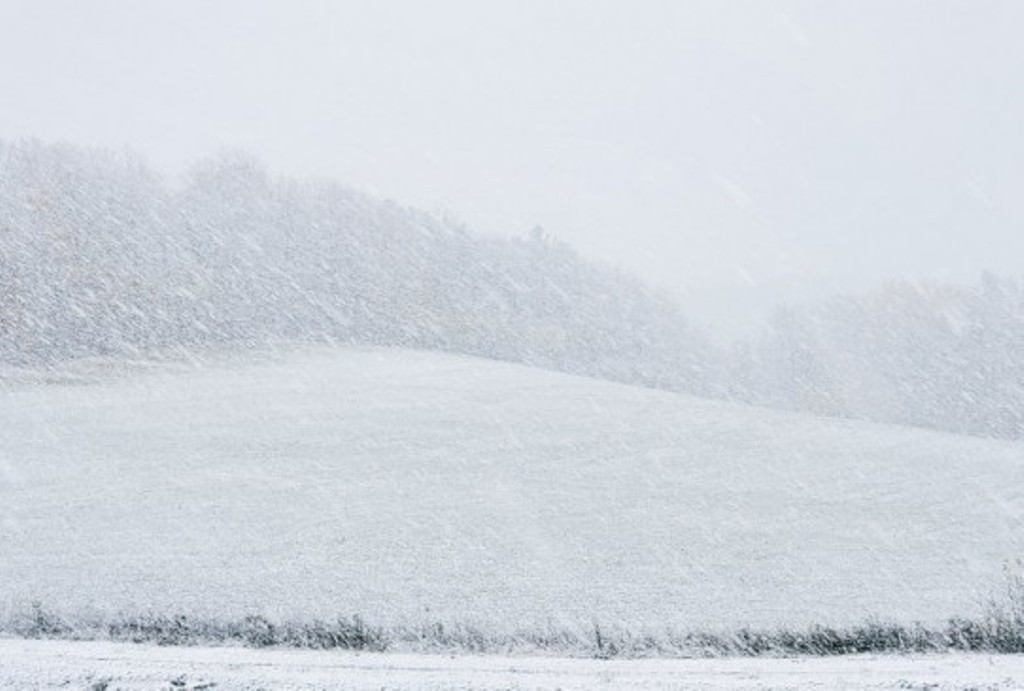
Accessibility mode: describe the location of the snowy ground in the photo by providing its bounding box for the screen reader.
[3,638,1024,690]
[2,346,1024,633]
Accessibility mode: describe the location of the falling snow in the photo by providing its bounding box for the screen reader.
[4,3,1024,689]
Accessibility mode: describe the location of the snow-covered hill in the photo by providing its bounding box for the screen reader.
[1,346,1022,631]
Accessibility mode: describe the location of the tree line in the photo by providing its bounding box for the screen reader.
[0,139,712,394]
[2,139,1021,441]
[729,274,1024,440]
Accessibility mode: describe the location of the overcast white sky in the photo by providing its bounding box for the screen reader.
[1,0,1023,334]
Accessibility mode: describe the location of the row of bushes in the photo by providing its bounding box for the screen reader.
[8,602,1024,658]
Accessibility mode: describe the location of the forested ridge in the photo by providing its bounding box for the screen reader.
[2,139,1023,441]
[0,139,712,394]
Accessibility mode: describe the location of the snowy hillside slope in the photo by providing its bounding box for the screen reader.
[1,346,1022,631]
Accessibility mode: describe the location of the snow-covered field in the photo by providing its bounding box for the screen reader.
[2,346,1024,634]
[4,638,1024,690]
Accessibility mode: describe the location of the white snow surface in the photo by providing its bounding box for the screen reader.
[1,346,1023,631]
[3,638,1024,690]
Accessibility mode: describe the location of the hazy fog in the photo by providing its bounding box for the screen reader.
[2,0,1022,333]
